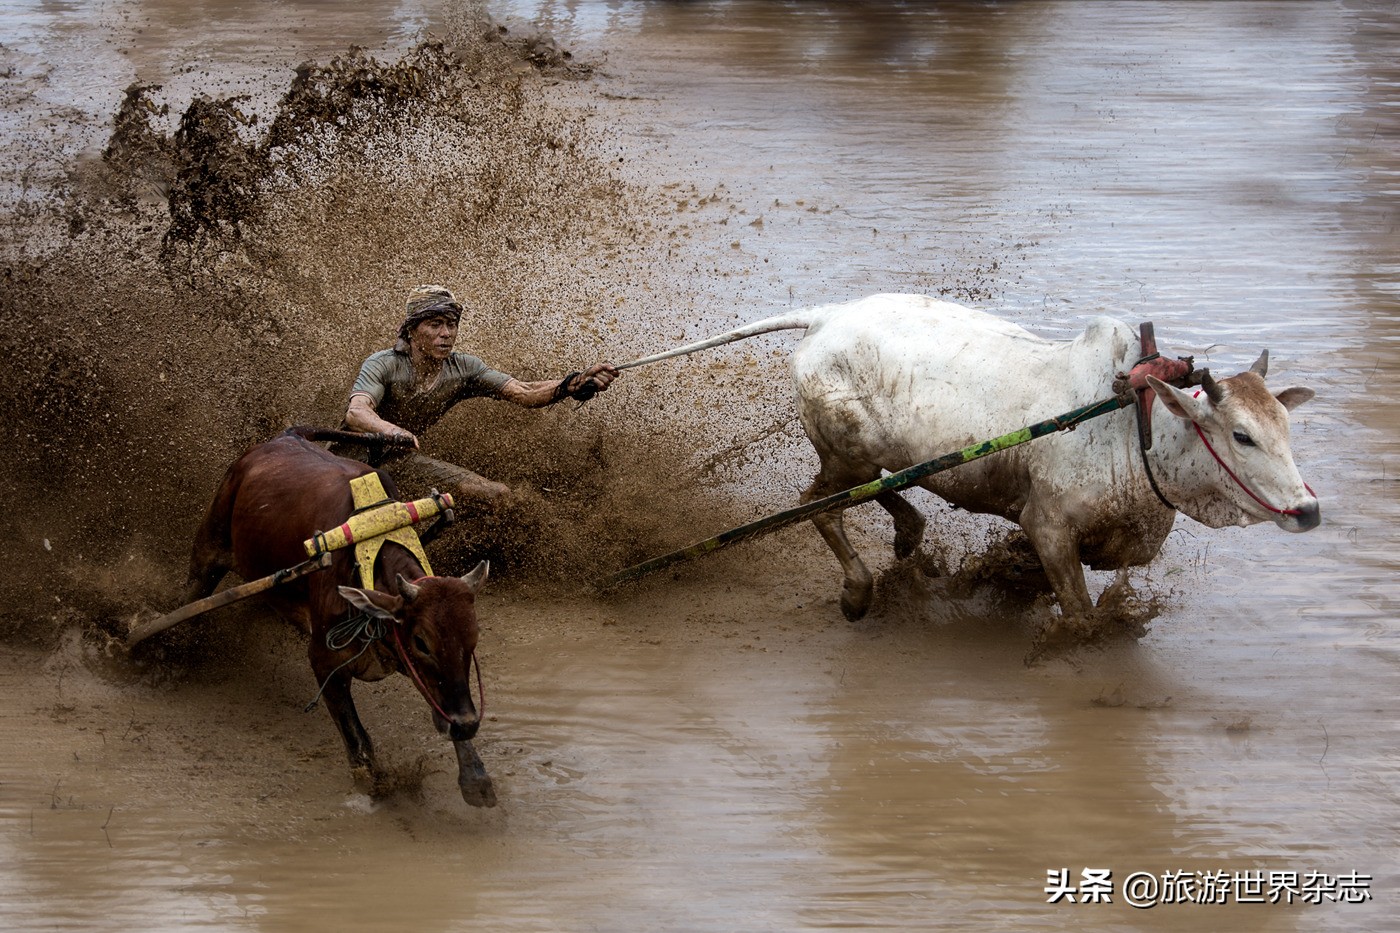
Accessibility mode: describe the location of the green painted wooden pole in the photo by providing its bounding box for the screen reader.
[601,394,1129,589]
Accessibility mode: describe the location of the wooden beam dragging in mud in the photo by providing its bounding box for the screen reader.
[600,394,1129,589]
[126,552,333,647]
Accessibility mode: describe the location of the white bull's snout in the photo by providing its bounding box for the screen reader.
[1278,496,1321,532]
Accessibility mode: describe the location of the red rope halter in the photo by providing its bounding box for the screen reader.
[388,576,486,725]
[1191,391,1315,516]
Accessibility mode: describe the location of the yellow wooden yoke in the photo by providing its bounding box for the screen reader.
[301,474,453,590]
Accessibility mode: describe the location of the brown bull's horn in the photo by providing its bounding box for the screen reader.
[461,560,490,594]
[1201,370,1224,404]
[1250,349,1269,378]
[397,574,422,603]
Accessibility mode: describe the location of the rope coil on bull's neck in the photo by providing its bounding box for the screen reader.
[1121,348,1194,514]
[303,609,387,713]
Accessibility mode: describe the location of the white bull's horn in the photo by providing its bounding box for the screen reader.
[1201,370,1225,403]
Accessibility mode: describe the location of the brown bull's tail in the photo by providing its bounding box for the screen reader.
[282,425,414,449]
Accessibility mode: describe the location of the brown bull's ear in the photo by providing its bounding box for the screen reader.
[338,585,402,620]
[461,560,489,594]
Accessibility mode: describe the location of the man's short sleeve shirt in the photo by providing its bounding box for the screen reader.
[350,349,512,436]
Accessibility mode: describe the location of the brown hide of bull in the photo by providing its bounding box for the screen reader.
[182,434,495,805]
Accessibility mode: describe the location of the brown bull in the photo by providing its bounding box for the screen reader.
[181,428,496,806]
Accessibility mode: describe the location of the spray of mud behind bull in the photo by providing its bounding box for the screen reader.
[0,10,737,650]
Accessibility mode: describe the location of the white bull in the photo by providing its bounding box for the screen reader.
[644,293,1319,621]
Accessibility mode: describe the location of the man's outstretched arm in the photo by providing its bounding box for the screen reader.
[498,362,620,409]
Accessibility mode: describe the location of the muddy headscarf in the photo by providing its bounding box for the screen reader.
[394,284,464,353]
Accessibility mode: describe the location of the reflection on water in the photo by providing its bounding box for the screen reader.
[3,608,1354,932]
[3,0,1397,930]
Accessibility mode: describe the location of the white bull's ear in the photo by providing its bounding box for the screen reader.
[1275,387,1315,411]
[1146,375,1210,423]
[461,560,490,594]
[338,585,402,620]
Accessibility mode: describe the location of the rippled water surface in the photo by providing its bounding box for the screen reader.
[2,1,1397,931]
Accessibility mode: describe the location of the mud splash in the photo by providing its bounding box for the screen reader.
[0,8,740,647]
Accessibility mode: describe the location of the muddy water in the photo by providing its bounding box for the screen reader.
[2,1,1397,931]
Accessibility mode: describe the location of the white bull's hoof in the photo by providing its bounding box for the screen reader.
[893,516,926,560]
[839,570,874,621]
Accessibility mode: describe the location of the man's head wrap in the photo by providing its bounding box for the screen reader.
[394,285,463,353]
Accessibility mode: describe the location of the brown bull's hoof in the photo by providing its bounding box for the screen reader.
[454,739,498,808]
[460,774,498,808]
[350,764,378,797]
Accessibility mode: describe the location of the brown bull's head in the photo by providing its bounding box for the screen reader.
[338,560,490,741]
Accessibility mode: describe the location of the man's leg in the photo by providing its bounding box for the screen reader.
[448,467,512,505]
[397,453,512,507]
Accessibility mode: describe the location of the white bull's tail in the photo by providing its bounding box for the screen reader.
[616,309,820,371]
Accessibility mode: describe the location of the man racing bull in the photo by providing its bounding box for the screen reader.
[340,284,619,505]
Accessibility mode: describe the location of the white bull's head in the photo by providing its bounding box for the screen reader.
[1146,351,1319,532]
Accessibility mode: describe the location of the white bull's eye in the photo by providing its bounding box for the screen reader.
[1232,430,1255,447]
